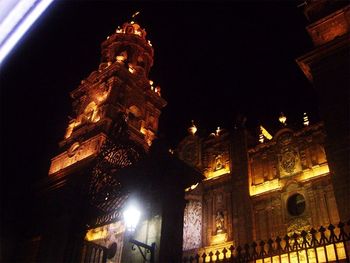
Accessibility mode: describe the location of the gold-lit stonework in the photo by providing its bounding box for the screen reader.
[49,134,106,175]
[249,164,329,196]
[249,178,281,196]
[180,120,339,252]
[205,166,230,180]
[260,125,272,140]
[210,232,228,245]
[85,221,125,241]
[299,163,329,181]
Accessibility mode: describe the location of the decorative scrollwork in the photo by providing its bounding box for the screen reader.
[89,112,146,213]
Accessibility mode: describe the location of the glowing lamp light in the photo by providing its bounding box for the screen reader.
[123,198,156,263]
[123,205,141,232]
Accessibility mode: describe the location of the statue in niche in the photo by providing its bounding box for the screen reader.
[215,154,223,170]
[215,211,224,234]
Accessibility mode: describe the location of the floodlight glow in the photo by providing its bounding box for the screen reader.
[0,0,54,66]
[123,205,141,232]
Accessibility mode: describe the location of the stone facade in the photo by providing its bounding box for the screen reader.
[179,122,340,254]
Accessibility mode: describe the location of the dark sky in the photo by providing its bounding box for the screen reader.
[1,1,319,229]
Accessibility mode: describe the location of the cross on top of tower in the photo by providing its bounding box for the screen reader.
[131,11,140,22]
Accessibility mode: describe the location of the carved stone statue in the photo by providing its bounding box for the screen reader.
[215,154,223,170]
[215,211,224,234]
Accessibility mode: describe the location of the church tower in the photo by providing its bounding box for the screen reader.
[38,17,169,263]
[49,19,167,177]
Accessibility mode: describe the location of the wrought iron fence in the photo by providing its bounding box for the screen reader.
[183,221,350,263]
[80,241,107,263]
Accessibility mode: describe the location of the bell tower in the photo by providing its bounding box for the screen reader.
[49,18,167,176]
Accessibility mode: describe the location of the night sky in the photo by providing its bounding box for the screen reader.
[1,1,320,231]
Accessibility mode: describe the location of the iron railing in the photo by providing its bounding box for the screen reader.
[183,221,350,263]
[80,241,107,263]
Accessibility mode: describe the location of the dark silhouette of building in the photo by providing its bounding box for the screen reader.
[297,0,350,222]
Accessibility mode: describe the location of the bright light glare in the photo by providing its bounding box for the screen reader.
[0,0,54,67]
[123,205,141,232]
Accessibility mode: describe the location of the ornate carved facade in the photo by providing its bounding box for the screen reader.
[179,121,340,255]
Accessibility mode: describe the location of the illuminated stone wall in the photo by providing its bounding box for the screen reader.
[49,134,106,175]
[249,124,339,240]
[183,200,202,251]
[249,124,329,195]
[179,122,341,251]
[201,132,231,180]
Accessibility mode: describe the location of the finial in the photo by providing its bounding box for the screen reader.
[188,120,197,135]
[216,127,221,136]
[259,132,264,143]
[259,125,273,141]
[149,80,154,90]
[279,112,287,126]
[303,112,309,126]
[131,11,140,23]
[209,126,221,137]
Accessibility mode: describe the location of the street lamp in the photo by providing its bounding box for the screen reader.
[123,204,156,263]
[123,205,141,232]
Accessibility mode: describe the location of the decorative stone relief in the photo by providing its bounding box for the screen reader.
[277,133,302,177]
[287,217,311,236]
[183,200,202,251]
[49,134,106,175]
